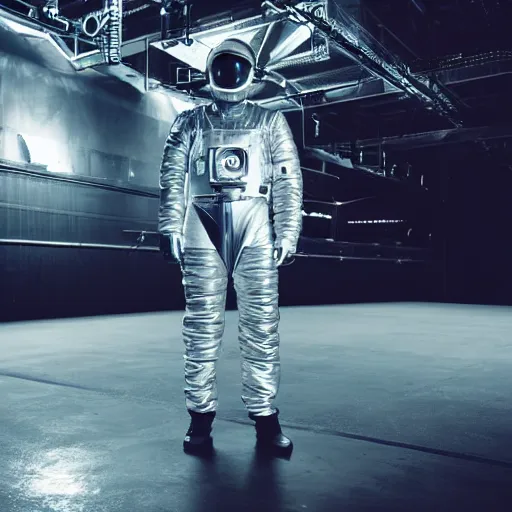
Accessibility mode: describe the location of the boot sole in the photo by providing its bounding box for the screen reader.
[183,437,214,457]
[256,440,294,460]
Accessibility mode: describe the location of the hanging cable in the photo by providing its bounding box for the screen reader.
[300,97,306,149]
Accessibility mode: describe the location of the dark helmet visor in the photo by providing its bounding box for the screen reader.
[210,53,252,90]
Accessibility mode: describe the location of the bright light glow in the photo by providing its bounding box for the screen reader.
[302,211,332,219]
[23,134,73,173]
[12,447,101,512]
[347,220,405,224]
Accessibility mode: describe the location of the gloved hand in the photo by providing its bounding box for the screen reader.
[160,232,183,264]
[274,239,295,267]
[169,232,184,264]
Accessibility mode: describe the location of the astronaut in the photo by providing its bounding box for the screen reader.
[158,38,303,457]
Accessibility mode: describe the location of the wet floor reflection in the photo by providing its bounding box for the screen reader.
[11,446,101,512]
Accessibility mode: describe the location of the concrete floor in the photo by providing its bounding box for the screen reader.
[1,302,512,512]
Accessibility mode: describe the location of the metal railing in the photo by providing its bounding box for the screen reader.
[0,237,430,264]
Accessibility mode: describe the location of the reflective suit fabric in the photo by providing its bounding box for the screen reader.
[158,101,302,417]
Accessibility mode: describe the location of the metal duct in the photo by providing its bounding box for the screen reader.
[266,45,329,71]
[261,0,330,71]
[259,17,314,67]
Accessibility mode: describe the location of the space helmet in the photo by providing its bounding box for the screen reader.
[206,38,256,103]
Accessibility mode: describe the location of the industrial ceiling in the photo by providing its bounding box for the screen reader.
[1,0,511,160]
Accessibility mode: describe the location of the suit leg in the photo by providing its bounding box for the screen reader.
[233,246,280,417]
[182,248,228,413]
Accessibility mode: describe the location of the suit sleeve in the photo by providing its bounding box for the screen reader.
[270,110,303,251]
[158,109,195,236]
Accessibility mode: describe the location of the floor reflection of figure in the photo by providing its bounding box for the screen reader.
[186,450,285,512]
[242,451,284,512]
[186,453,242,512]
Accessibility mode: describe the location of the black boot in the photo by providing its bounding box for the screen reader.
[249,408,293,459]
[183,410,216,456]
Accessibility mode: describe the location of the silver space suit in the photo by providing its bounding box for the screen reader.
[158,39,303,424]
